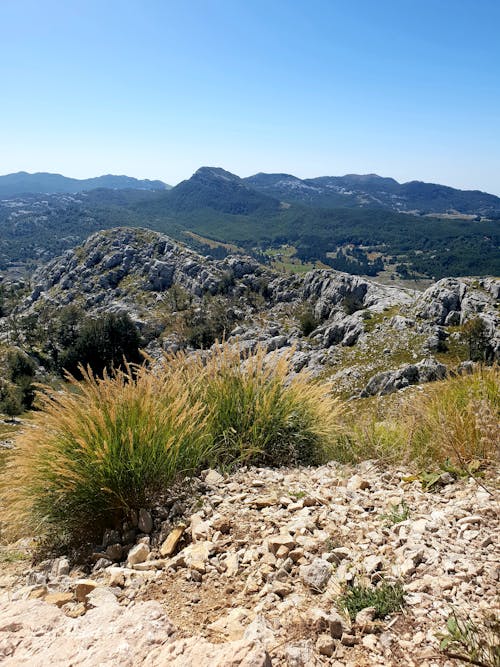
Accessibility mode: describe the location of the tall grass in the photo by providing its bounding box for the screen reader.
[1,344,344,543]
[408,365,499,466]
[1,364,209,541]
[338,365,499,468]
[159,344,344,468]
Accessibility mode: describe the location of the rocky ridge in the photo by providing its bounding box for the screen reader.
[1,462,498,666]
[13,227,500,397]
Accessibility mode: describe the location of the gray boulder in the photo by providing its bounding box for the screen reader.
[360,357,447,397]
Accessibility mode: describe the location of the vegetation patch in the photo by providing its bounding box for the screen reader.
[338,581,405,620]
[163,344,344,468]
[334,365,499,468]
[380,500,410,526]
[0,344,344,545]
[1,363,210,543]
[438,611,500,667]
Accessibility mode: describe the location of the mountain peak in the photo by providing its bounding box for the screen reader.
[193,167,241,182]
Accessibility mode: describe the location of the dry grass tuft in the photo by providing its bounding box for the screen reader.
[337,365,499,469]
[159,344,345,468]
[1,363,209,542]
[1,343,345,544]
[407,365,499,467]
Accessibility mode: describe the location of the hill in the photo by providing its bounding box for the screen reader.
[0,171,170,197]
[244,172,500,216]
[0,229,498,666]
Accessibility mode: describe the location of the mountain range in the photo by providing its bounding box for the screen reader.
[0,166,498,280]
[0,172,170,197]
[243,171,500,216]
[1,167,499,217]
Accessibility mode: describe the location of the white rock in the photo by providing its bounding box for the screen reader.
[299,558,332,591]
[364,555,383,574]
[204,469,224,485]
[127,542,150,566]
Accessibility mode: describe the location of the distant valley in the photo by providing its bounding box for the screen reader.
[0,167,498,281]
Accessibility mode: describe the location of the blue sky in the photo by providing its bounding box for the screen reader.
[1,0,499,193]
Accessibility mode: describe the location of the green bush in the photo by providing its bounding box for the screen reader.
[296,304,320,337]
[59,311,143,377]
[0,381,23,417]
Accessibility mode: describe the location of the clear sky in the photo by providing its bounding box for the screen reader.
[1,0,499,194]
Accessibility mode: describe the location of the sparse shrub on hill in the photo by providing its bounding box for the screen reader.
[461,316,494,363]
[0,381,24,418]
[296,304,320,337]
[0,350,36,415]
[59,312,143,377]
[184,296,236,349]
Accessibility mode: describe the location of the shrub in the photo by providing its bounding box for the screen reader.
[1,364,209,542]
[184,295,236,349]
[296,304,320,337]
[3,350,36,410]
[0,381,23,418]
[6,350,36,383]
[60,312,143,377]
[162,344,344,468]
[462,316,494,363]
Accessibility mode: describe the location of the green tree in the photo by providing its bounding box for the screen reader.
[60,312,143,377]
[462,317,493,363]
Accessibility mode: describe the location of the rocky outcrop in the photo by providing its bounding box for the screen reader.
[301,270,415,320]
[26,228,255,310]
[416,277,500,357]
[9,228,499,394]
[360,357,448,397]
[0,598,270,666]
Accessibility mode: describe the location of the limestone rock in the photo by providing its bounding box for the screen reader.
[0,599,175,666]
[43,592,74,608]
[145,637,271,667]
[299,558,332,591]
[160,524,185,557]
[74,579,99,603]
[126,542,150,566]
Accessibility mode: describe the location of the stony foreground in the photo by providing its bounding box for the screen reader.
[1,461,499,666]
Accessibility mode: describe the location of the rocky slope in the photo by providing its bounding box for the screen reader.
[14,227,500,397]
[1,462,498,666]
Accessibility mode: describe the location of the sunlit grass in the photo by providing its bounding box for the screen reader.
[1,343,345,544]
